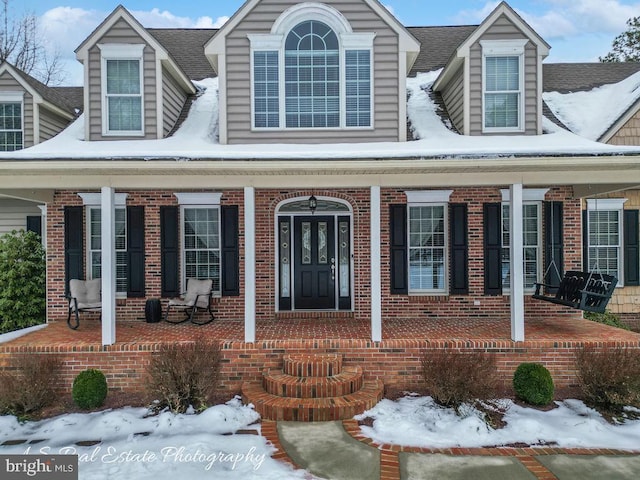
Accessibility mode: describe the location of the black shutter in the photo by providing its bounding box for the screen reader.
[390,204,408,294]
[483,203,502,295]
[160,206,179,297]
[127,206,145,297]
[26,215,42,237]
[544,201,564,288]
[583,210,589,271]
[449,203,468,295]
[221,205,240,296]
[64,206,84,295]
[624,209,639,286]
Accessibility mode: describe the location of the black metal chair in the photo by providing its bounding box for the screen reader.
[67,279,102,329]
[164,278,215,325]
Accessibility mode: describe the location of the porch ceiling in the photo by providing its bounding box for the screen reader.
[1,156,640,190]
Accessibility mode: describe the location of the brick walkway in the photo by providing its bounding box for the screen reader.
[260,419,640,480]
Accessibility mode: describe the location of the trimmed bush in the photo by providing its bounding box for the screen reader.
[575,345,640,412]
[513,363,554,406]
[584,310,630,330]
[0,230,46,334]
[421,351,498,411]
[72,369,108,409]
[0,354,61,415]
[146,339,221,413]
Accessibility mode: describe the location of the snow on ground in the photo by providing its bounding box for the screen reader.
[1,74,639,161]
[544,70,640,141]
[356,394,640,450]
[0,398,308,480]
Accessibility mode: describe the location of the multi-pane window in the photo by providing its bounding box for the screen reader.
[88,208,127,294]
[587,210,621,278]
[285,20,340,128]
[105,59,142,133]
[484,55,521,130]
[183,208,221,293]
[0,101,23,151]
[408,205,447,292]
[501,203,541,289]
[345,50,371,127]
[254,51,280,128]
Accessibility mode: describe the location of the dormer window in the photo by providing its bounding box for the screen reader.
[481,39,527,133]
[98,44,145,136]
[0,92,24,151]
[249,3,375,131]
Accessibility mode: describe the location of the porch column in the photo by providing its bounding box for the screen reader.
[371,186,382,342]
[101,187,116,346]
[244,187,256,343]
[509,183,525,341]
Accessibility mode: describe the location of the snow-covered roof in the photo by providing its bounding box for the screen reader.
[544,70,640,142]
[2,73,639,162]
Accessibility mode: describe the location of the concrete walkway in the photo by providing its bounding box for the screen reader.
[261,419,640,480]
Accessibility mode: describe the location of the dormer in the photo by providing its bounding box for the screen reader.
[433,2,550,136]
[0,62,76,151]
[75,5,196,141]
[205,0,420,145]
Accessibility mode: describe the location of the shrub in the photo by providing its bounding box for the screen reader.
[421,350,498,410]
[584,311,630,331]
[146,339,221,413]
[72,369,108,409]
[0,354,61,415]
[575,345,640,412]
[513,363,554,406]
[0,230,46,334]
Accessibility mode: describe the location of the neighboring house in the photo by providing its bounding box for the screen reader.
[0,0,640,346]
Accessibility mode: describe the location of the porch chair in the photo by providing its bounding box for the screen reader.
[67,278,102,330]
[164,278,215,325]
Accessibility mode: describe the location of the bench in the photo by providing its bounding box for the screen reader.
[532,270,617,314]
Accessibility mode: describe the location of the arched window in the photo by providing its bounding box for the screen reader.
[249,4,375,131]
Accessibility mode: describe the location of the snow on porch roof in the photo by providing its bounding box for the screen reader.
[1,74,640,163]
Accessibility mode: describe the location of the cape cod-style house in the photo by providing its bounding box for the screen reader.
[1,1,640,407]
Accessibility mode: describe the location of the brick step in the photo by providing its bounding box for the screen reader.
[263,365,364,398]
[242,379,384,422]
[283,353,343,377]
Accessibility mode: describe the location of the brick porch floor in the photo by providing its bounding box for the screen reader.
[2,314,639,352]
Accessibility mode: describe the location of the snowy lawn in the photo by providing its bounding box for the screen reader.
[0,397,309,479]
[355,394,640,450]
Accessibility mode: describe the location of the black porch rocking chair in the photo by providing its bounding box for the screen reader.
[164,278,215,325]
[67,278,102,330]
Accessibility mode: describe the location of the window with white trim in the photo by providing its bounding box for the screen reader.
[88,207,128,294]
[481,40,526,132]
[99,44,144,135]
[501,203,542,290]
[0,92,24,151]
[249,4,374,130]
[586,199,626,281]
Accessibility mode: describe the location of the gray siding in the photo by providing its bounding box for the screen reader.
[468,14,538,136]
[162,67,188,137]
[0,199,41,236]
[224,0,400,145]
[39,107,71,142]
[0,71,34,148]
[87,18,158,141]
[440,65,464,134]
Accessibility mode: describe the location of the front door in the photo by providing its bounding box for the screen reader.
[294,216,335,309]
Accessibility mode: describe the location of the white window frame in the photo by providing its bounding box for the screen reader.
[248,3,375,131]
[0,91,24,151]
[481,39,527,133]
[405,190,452,295]
[175,193,223,296]
[98,43,145,137]
[79,193,129,297]
[586,198,627,286]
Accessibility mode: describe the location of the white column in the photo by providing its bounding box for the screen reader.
[101,187,116,346]
[371,186,382,342]
[509,183,525,342]
[244,187,256,343]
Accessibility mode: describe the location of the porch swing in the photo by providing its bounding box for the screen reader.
[532,199,617,313]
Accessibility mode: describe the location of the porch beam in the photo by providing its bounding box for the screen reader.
[509,183,525,342]
[371,186,382,342]
[101,187,116,346]
[244,186,256,343]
